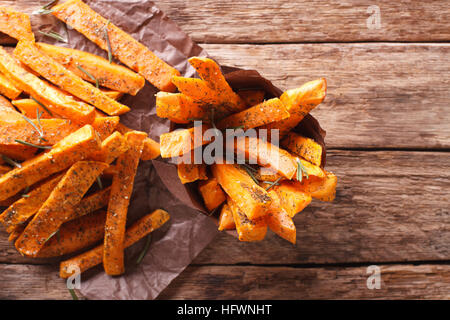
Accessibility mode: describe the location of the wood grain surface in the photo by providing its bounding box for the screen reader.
[0,0,449,300]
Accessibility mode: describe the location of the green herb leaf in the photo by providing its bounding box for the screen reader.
[38,30,67,43]
[104,21,112,63]
[1,154,22,168]
[45,230,59,243]
[241,164,260,184]
[14,139,52,150]
[68,288,78,300]
[76,65,99,88]
[21,113,44,138]
[136,235,152,265]
[296,159,309,182]
[96,176,103,190]
[30,97,54,117]
[264,176,283,191]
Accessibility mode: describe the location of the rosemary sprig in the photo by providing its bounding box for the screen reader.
[136,235,152,265]
[1,154,22,168]
[296,159,309,182]
[22,194,30,198]
[68,288,78,300]
[76,65,99,88]
[240,164,259,184]
[96,176,103,190]
[21,113,44,138]
[240,162,257,172]
[15,139,52,150]
[38,30,68,43]
[264,176,283,191]
[32,0,59,15]
[22,186,30,198]
[104,21,112,63]
[45,230,59,243]
[31,97,54,117]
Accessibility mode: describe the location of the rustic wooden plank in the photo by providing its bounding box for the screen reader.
[2,150,449,265]
[157,0,450,43]
[0,263,448,299]
[2,1,449,44]
[159,264,450,299]
[203,43,450,149]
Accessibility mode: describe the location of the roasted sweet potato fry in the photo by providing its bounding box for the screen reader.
[36,42,145,95]
[36,211,107,258]
[104,131,147,275]
[267,190,296,244]
[156,92,207,124]
[188,57,247,114]
[262,79,327,138]
[0,94,22,121]
[66,187,111,222]
[0,174,64,232]
[228,198,267,242]
[0,7,34,42]
[0,118,80,147]
[12,99,55,119]
[217,98,289,130]
[90,132,128,163]
[101,89,124,101]
[0,125,101,201]
[282,132,323,167]
[296,171,337,202]
[14,41,130,116]
[91,116,120,140]
[60,209,170,278]
[272,180,312,217]
[15,161,108,256]
[212,163,271,220]
[198,178,227,212]
[52,0,180,92]
[233,136,297,180]
[255,167,285,183]
[0,72,21,99]
[0,46,95,124]
[177,163,208,184]
[218,203,236,231]
[115,123,161,160]
[238,90,265,107]
[160,125,211,158]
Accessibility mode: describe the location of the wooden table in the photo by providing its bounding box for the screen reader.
[1,0,449,299]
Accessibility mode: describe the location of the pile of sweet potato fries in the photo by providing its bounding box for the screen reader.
[0,0,174,278]
[156,57,337,245]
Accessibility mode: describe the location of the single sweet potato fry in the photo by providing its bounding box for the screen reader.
[0,7,34,42]
[296,171,337,202]
[198,177,227,212]
[177,163,208,184]
[212,163,272,220]
[188,57,247,114]
[0,94,23,121]
[115,123,161,160]
[37,42,145,95]
[14,41,130,116]
[0,173,64,232]
[156,92,207,124]
[267,190,296,244]
[101,89,124,100]
[282,132,323,167]
[104,131,147,275]
[218,203,236,231]
[90,131,128,164]
[52,0,180,92]
[12,99,55,119]
[0,72,21,99]
[160,125,211,158]
[272,180,312,217]
[228,198,267,242]
[36,211,107,258]
[0,118,80,147]
[65,187,111,222]
[0,125,101,201]
[60,209,170,278]
[15,161,108,256]
[262,79,327,138]
[0,46,95,124]
[233,136,297,180]
[217,98,289,130]
[238,90,265,107]
[8,225,24,242]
